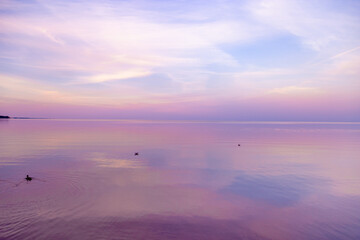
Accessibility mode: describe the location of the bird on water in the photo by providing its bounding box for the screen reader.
[25,175,32,181]
[134,152,139,156]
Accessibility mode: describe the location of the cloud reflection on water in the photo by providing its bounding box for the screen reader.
[223,172,328,206]
[90,153,145,169]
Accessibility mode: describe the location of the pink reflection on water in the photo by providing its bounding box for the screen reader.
[1,120,360,239]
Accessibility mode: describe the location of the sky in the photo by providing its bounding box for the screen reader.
[0,0,359,121]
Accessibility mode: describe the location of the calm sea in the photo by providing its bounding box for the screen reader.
[0,119,359,240]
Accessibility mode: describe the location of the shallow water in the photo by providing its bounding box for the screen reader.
[0,119,360,240]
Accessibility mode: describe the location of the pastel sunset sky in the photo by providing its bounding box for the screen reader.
[0,0,359,121]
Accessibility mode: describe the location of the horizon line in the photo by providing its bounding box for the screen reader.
[5,118,360,124]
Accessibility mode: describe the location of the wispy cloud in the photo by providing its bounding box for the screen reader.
[329,46,360,60]
[247,0,360,51]
[84,70,152,83]
[268,86,319,95]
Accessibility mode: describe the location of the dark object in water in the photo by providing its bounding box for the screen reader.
[0,115,10,119]
[238,144,241,146]
[134,152,139,156]
[25,175,32,181]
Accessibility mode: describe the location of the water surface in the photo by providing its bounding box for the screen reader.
[1,119,360,239]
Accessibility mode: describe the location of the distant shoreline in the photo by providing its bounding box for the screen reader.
[12,117,48,119]
[0,116,48,119]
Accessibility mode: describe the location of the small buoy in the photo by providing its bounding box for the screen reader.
[134,152,139,156]
[25,175,32,181]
